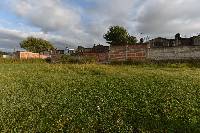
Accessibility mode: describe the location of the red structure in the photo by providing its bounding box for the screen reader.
[76,44,109,62]
[15,51,50,59]
[109,44,148,61]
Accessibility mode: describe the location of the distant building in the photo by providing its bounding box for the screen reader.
[149,37,175,47]
[64,47,75,55]
[149,33,197,48]
[51,48,75,55]
[55,50,65,55]
[93,44,109,53]
[76,44,109,62]
[76,46,85,53]
[76,44,109,54]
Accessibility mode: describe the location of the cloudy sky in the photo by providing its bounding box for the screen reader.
[0,0,200,51]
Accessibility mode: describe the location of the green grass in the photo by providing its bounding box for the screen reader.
[0,63,199,132]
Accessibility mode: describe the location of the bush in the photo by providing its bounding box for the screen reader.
[110,59,151,66]
[45,57,52,63]
[0,58,46,64]
[110,59,200,68]
[150,59,200,68]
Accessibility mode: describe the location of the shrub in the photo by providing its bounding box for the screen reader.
[110,59,151,66]
[110,59,200,68]
[0,58,46,64]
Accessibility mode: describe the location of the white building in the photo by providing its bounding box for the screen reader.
[64,47,75,55]
[2,55,11,59]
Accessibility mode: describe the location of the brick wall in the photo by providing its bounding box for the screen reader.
[40,54,50,59]
[82,52,109,62]
[109,44,147,61]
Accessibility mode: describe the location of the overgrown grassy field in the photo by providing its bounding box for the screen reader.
[0,63,199,132]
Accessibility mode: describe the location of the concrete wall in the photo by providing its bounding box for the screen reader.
[148,46,200,60]
[109,45,147,61]
[194,37,200,46]
[2,55,11,59]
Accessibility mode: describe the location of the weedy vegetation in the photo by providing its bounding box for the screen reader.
[0,61,199,132]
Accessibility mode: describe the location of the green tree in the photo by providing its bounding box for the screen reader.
[103,26,137,45]
[20,37,55,53]
[0,51,7,55]
[128,36,137,44]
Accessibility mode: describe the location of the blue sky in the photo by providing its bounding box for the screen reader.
[0,0,200,51]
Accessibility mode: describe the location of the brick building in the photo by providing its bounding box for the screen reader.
[76,44,109,62]
[15,51,50,59]
[76,44,109,53]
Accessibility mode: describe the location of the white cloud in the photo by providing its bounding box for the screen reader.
[0,27,79,51]
[136,0,200,36]
[82,0,137,43]
[12,0,81,33]
[1,0,200,50]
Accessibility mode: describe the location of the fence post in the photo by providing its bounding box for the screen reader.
[147,43,150,59]
[125,45,128,61]
[108,45,111,63]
